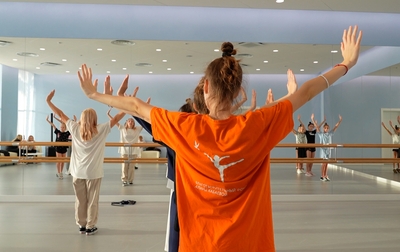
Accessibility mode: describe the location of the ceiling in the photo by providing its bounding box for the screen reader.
[1,0,400,76]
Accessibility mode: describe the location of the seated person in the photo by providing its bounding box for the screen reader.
[6,134,23,155]
[26,135,37,154]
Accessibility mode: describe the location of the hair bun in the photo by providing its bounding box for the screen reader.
[221,42,236,57]
[185,98,192,104]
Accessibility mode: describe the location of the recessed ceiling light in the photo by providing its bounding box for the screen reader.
[40,48,45,51]
[263,60,268,63]
[66,71,70,73]
[190,72,194,74]
[106,71,110,73]
[111,59,116,62]
[156,49,161,52]
[167,68,172,71]
[122,68,127,70]
[300,69,305,72]
[62,59,67,62]
[12,59,17,61]
[162,60,167,62]
[331,50,338,53]
[273,50,279,53]
[36,67,40,69]
[149,71,153,74]
[256,69,260,71]
[313,61,318,64]
[97,48,102,51]
[276,0,284,3]
[214,49,220,52]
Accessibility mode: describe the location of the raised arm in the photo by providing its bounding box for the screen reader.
[231,87,247,113]
[288,26,362,112]
[382,122,392,136]
[318,116,327,129]
[297,115,304,127]
[311,114,320,133]
[46,90,70,124]
[242,89,256,114]
[332,115,343,132]
[261,69,297,108]
[107,108,121,128]
[46,115,57,129]
[389,120,396,133]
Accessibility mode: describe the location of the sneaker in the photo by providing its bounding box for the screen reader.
[122,182,128,187]
[300,168,306,174]
[79,226,86,234]
[59,173,63,180]
[296,169,302,174]
[305,172,312,177]
[86,227,98,236]
[325,177,330,181]
[394,169,398,173]
[129,182,133,185]
[135,166,138,170]
[320,177,327,181]
[56,173,59,178]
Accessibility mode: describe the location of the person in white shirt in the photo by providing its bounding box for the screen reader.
[381,121,400,173]
[45,76,125,236]
[108,109,143,186]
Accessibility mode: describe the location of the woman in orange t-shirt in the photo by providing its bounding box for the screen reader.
[78,26,362,252]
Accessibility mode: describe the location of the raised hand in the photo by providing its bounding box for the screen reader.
[78,64,98,98]
[117,75,129,96]
[286,69,297,95]
[103,75,113,95]
[46,90,55,102]
[265,89,274,105]
[341,25,363,69]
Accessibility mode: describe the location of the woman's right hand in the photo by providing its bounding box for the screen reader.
[340,25,363,69]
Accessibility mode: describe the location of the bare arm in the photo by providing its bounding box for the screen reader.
[231,87,247,113]
[311,114,320,133]
[382,122,392,136]
[46,90,70,124]
[110,111,126,128]
[45,115,57,129]
[389,120,396,133]
[261,69,298,109]
[297,115,304,127]
[107,108,121,128]
[242,90,256,114]
[332,115,343,132]
[318,116,327,129]
[288,26,362,112]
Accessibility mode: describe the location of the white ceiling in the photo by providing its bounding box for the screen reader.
[1,0,400,76]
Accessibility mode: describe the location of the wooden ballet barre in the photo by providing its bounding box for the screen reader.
[3,141,400,149]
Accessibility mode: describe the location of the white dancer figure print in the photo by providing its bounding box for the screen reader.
[204,153,244,182]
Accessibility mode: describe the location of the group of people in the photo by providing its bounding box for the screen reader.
[44,25,362,251]
[6,134,37,156]
[293,114,342,181]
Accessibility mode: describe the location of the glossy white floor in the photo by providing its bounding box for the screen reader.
[0,162,400,252]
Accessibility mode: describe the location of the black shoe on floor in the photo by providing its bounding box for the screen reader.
[135,166,138,170]
[79,226,86,234]
[86,227,98,236]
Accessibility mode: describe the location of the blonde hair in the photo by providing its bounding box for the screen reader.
[79,108,98,141]
[12,134,23,141]
[124,118,135,130]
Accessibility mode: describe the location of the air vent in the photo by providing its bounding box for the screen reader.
[17,52,39,57]
[111,40,135,46]
[240,63,250,67]
[236,53,253,58]
[40,62,62,67]
[238,42,265,48]
[0,40,12,47]
[135,63,152,67]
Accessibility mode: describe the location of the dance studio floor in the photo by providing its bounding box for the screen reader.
[0,162,399,252]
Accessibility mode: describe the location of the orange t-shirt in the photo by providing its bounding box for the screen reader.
[151,100,293,252]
